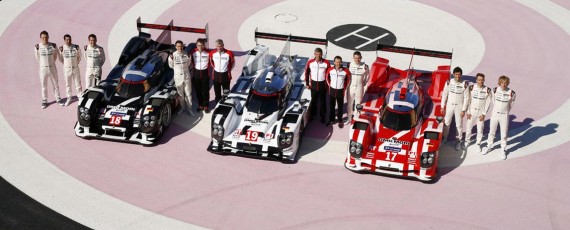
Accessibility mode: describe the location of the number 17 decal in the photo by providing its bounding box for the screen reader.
[385,152,397,161]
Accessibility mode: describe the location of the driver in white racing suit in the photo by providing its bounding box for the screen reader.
[169,40,195,116]
[346,51,369,123]
[440,67,468,151]
[84,34,105,88]
[35,30,64,108]
[462,73,491,153]
[58,34,82,106]
[482,75,516,160]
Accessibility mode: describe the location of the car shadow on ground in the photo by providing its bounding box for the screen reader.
[156,105,205,145]
[295,119,335,162]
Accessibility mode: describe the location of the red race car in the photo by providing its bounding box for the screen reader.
[345,44,452,182]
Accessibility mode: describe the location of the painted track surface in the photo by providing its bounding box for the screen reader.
[0,0,569,229]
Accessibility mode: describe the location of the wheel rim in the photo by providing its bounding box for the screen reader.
[161,104,171,127]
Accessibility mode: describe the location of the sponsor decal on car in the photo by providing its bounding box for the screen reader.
[244,118,269,124]
[379,138,410,146]
[106,105,136,112]
[384,146,402,152]
[110,112,127,116]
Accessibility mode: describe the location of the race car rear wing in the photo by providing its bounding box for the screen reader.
[376,44,453,59]
[254,29,328,57]
[136,17,209,47]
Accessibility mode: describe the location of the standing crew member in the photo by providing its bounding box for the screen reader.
[35,31,64,109]
[191,38,211,113]
[462,73,491,153]
[325,56,350,128]
[482,76,516,160]
[209,39,234,103]
[169,40,195,116]
[84,34,105,88]
[58,34,82,106]
[346,51,369,123]
[441,67,468,151]
[304,48,330,123]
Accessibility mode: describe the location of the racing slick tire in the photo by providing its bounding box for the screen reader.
[161,103,172,129]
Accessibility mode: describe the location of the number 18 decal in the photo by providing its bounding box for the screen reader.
[245,130,259,141]
[109,115,122,126]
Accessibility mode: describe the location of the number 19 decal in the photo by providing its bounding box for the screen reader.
[245,130,259,141]
[109,115,122,126]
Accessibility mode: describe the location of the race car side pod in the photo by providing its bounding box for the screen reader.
[254,29,328,58]
[136,17,209,47]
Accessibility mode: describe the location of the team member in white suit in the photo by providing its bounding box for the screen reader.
[462,73,491,153]
[35,31,64,109]
[84,34,105,88]
[168,40,195,116]
[346,51,369,123]
[440,67,468,151]
[482,75,516,160]
[58,34,82,106]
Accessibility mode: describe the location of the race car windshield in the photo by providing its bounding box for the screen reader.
[116,79,150,98]
[380,106,417,131]
[246,91,280,115]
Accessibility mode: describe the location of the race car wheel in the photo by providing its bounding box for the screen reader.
[161,103,172,128]
[299,121,305,140]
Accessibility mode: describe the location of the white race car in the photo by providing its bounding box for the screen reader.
[207,32,327,162]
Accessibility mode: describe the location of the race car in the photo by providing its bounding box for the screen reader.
[207,31,326,162]
[344,44,453,181]
[74,19,208,145]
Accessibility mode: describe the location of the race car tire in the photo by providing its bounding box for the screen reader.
[161,103,172,128]
[298,121,306,144]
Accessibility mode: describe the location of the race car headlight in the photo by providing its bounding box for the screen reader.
[421,152,436,168]
[77,106,92,126]
[143,116,150,121]
[279,132,294,148]
[212,124,224,140]
[144,121,150,127]
[150,116,157,121]
[349,140,363,158]
[149,121,156,127]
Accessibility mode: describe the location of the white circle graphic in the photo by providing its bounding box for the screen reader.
[238,0,485,73]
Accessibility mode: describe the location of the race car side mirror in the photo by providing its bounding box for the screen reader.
[300,99,308,105]
[356,104,363,111]
[222,89,230,97]
[436,116,444,123]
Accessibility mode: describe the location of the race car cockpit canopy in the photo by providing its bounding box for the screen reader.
[380,78,422,131]
[246,69,288,115]
[116,49,163,98]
